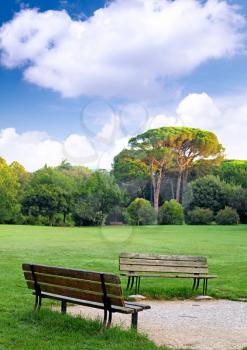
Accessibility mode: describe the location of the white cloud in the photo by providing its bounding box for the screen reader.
[0,128,63,171]
[176,92,221,130]
[0,127,129,171]
[176,92,247,160]
[148,113,182,129]
[0,0,245,98]
[1,92,247,171]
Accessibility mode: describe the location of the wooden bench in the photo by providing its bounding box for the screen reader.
[22,263,150,329]
[119,253,217,295]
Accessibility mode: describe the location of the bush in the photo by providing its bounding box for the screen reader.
[73,200,105,226]
[126,198,155,225]
[187,175,226,213]
[215,207,239,225]
[158,199,184,225]
[224,185,247,223]
[186,207,214,225]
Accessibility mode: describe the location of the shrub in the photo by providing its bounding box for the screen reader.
[215,207,239,225]
[187,175,226,213]
[158,199,184,225]
[73,200,105,226]
[224,185,247,224]
[186,207,214,225]
[126,198,155,225]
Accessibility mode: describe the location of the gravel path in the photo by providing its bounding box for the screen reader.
[66,299,247,350]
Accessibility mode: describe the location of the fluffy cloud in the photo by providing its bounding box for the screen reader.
[0,127,129,171]
[0,91,247,171]
[176,93,221,130]
[176,92,247,160]
[0,0,245,98]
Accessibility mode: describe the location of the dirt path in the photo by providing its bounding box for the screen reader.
[66,299,247,350]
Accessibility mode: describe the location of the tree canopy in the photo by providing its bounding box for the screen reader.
[114,127,224,212]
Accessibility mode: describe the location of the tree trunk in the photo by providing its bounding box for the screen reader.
[153,189,159,213]
[176,171,183,203]
[181,170,188,205]
[152,172,162,213]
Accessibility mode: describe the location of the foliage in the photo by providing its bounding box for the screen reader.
[187,175,247,223]
[187,175,226,213]
[0,157,21,223]
[158,199,184,225]
[114,127,224,212]
[215,207,240,225]
[72,170,122,226]
[223,183,247,223]
[186,207,214,225]
[126,198,156,225]
[22,166,76,225]
[216,159,247,188]
[72,198,105,226]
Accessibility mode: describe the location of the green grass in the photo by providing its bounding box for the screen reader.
[0,224,247,350]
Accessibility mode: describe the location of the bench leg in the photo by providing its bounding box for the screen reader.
[34,294,42,311]
[137,276,141,294]
[103,308,108,328]
[195,278,200,290]
[131,311,138,330]
[135,277,138,294]
[106,311,112,328]
[61,300,67,314]
[192,278,196,291]
[102,309,113,329]
[126,276,131,290]
[203,278,208,295]
[130,276,135,290]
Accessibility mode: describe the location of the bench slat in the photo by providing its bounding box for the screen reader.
[120,264,208,274]
[23,264,120,284]
[24,272,122,296]
[121,273,217,278]
[120,253,206,262]
[26,281,124,306]
[119,258,208,268]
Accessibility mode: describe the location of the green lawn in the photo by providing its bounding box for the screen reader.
[0,224,247,350]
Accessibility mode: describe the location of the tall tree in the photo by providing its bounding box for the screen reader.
[163,127,224,202]
[114,127,224,212]
[125,129,174,212]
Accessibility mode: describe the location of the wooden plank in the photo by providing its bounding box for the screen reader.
[119,258,208,268]
[119,264,208,274]
[24,272,122,296]
[125,273,214,278]
[22,264,120,284]
[26,281,124,307]
[119,253,207,262]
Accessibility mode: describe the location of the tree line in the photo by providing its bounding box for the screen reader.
[0,126,246,226]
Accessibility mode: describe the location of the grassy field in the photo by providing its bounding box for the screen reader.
[0,224,247,350]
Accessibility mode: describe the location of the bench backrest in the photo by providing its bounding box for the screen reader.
[23,263,125,307]
[119,253,208,275]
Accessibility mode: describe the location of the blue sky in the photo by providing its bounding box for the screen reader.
[0,0,247,170]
